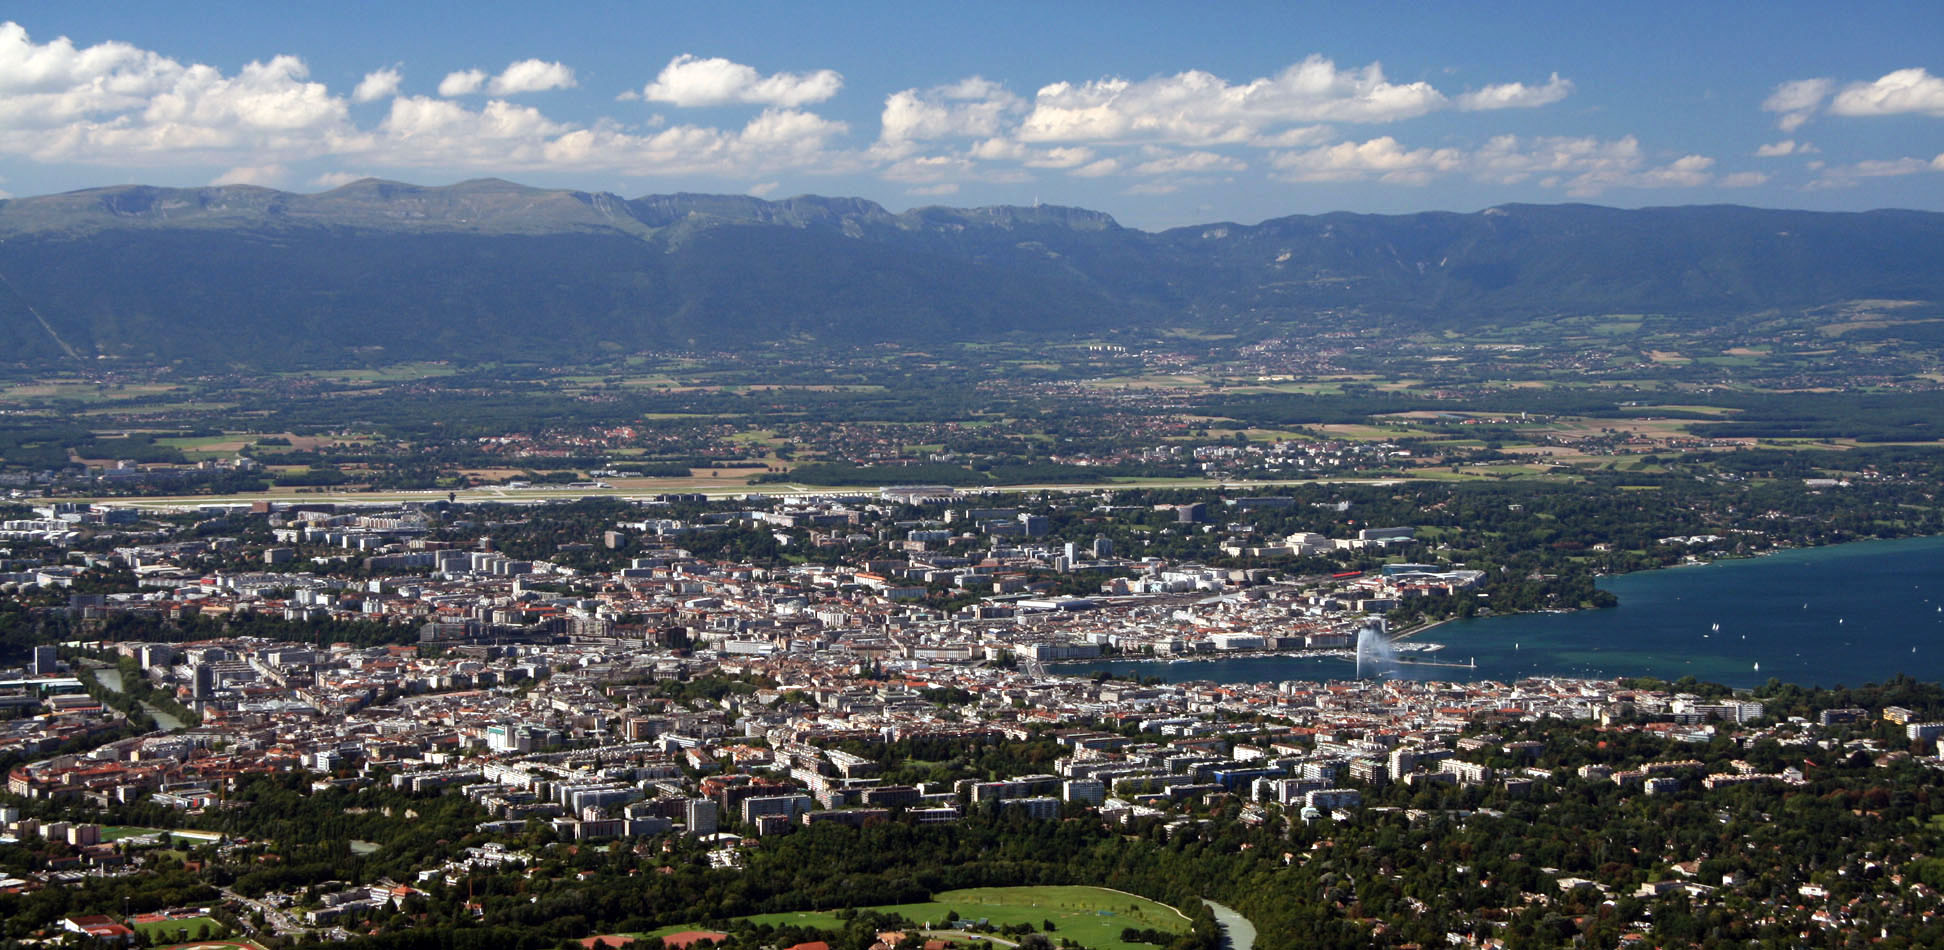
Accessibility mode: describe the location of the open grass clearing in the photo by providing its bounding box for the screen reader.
[76,401,239,417]
[155,434,250,451]
[1312,423,1420,441]
[1234,428,1314,442]
[1223,382,1350,395]
[133,917,224,941]
[1081,374,1211,390]
[155,435,254,460]
[0,381,187,403]
[1414,467,1537,482]
[1628,405,1739,417]
[1818,316,1943,338]
[1376,410,1490,422]
[1543,417,1702,441]
[644,885,1186,950]
[283,362,459,383]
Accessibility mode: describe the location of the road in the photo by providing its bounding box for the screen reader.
[1202,900,1256,950]
[220,885,309,938]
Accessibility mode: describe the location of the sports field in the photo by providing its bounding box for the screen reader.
[134,917,225,942]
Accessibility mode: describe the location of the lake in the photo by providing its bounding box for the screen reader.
[1053,535,1944,688]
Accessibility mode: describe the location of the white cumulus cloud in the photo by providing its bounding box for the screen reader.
[211,163,286,186]
[881,154,974,183]
[1468,134,1646,185]
[352,67,401,103]
[1024,146,1096,168]
[489,59,576,96]
[1479,136,1715,194]
[1754,140,1799,157]
[1828,67,1944,117]
[1018,56,1451,146]
[1763,68,1944,134]
[437,69,485,97]
[1270,133,1724,195]
[1271,136,1464,184]
[0,21,183,125]
[0,22,861,182]
[878,77,1023,150]
[310,170,367,189]
[1072,158,1120,177]
[1763,77,1834,132]
[641,54,841,107]
[1852,157,1939,177]
[1250,125,1334,148]
[1456,73,1574,110]
[0,36,353,166]
[878,151,1028,185]
[1808,154,1944,189]
[1130,150,1247,176]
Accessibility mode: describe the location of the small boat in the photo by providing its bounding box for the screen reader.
[1753,661,1761,671]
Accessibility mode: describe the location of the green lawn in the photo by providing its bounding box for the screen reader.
[643,885,1187,950]
[134,917,224,942]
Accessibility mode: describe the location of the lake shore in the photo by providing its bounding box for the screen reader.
[1053,534,1944,689]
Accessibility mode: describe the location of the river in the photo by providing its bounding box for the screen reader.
[90,666,187,731]
[1054,535,1944,689]
[1202,900,1256,950]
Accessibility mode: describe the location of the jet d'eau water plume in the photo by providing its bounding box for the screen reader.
[1356,621,1399,679]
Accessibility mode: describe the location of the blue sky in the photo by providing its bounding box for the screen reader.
[1,2,1940,229]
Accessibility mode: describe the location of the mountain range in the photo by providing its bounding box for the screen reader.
[0,178,1939,366]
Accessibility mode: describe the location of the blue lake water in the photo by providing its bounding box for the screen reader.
[1053,535,1944,688]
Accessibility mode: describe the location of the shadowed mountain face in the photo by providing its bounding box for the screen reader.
[0,178,1938,366]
